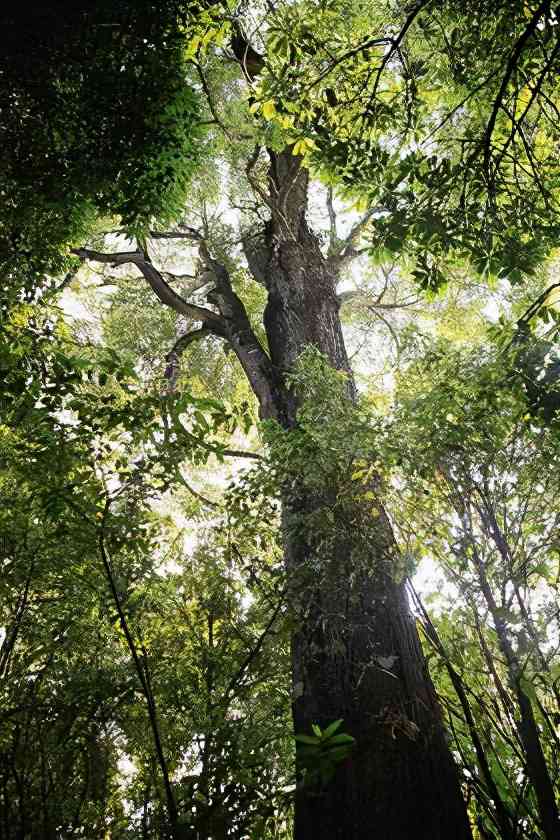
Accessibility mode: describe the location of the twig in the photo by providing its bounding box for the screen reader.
[482,0,552,181]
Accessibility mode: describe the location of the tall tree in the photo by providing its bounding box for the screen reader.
[72,23,472,839]
[380,337,560,839]
[16,1,560,836]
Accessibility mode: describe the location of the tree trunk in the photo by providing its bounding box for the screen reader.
[253,150,472,840]
[82,143,474,838]
[472,544,559,840]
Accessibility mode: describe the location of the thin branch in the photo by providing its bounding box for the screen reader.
[326,186,338,255]
[303,35,391,92]
[193,62,251,141]
[149,227,202,241]
[482,0,552,179]
[370,0,433,104]
[196,61,234,140]
[52,258,85,296]
[99,499,179,831]
[246,144,271,209]
[368,306,401,356]
[421,69,500,147]
[219,447,262,461]
[231,21,265,82]
[221,592,285,705]
[338,289,418,309]
[517,281,560,328]
[337,206,379,259]
[174,470,220,509]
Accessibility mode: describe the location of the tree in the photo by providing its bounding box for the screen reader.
[378,338,560,839]
[68,20,472,839]
[0,296,293,838]
[8,2,560,837]
[0,0,208,289]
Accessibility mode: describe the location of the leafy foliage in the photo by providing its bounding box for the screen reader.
[261,0,560,285]
[4,2,560,837]
[374,336,560,837]
[294,719,355,787]
[0,1,208,289]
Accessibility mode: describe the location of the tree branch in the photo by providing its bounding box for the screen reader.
[72,247,223,326]
[193,62,251,142]
[338,288,418,309]
[198,243,279,419]
[231,21,265,82]
[369,0,432,104]
[326,187,338,255]
[340,207,379,254]
[221,592,285,705]
[149,226,203,241]
[174,469,220,509]
[482,0,552,180]
[99,500,179,831]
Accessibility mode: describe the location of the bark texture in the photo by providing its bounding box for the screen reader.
[249,149,472,840]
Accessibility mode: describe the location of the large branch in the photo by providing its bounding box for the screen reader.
[199,242,279,419]
[72,248,222,326]
[74,236,280,418]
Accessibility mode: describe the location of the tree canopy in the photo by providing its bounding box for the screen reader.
[0,1,211,286]
[261,0,560,286]
[1,2,560,839]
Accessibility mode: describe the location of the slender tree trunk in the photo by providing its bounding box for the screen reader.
[471,542,559,840]
[410,583,516,840]
[253,150,472,840]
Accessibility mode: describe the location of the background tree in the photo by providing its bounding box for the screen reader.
[378,334,560,839]
[0,298,292,838]
[0,0,210,290]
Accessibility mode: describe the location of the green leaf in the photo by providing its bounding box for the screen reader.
[262,100,277,120]
[323,745,352,762]
[294,734,321,745]
[322,718,343,739]
[325,733,355,745]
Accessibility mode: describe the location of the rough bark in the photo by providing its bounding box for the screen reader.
[249,148,472,840]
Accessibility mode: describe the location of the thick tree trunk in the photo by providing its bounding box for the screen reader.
[81,144,473,838]
[285,518,472,839]
[254,150,472,839]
